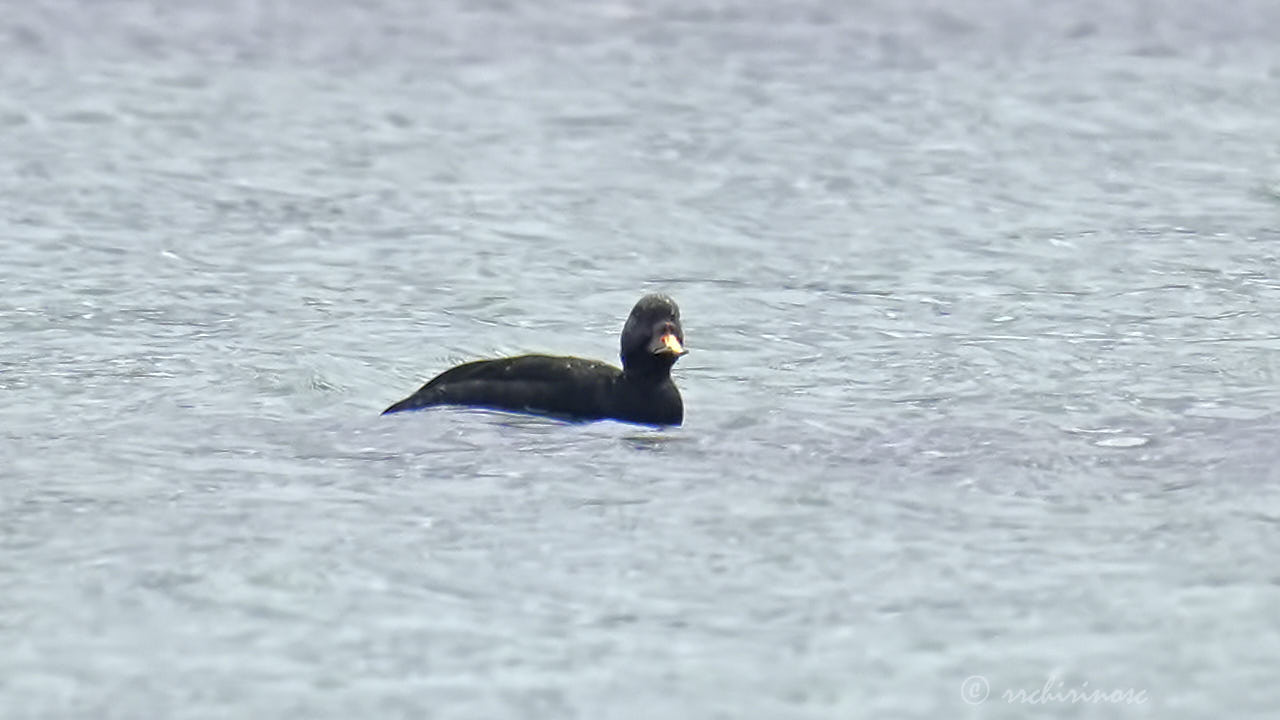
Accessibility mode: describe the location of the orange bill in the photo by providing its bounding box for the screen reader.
[658,333,687,356]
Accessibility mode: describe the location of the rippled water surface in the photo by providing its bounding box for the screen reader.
[4,0,1280,717]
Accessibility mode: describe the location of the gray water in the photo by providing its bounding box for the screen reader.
[4,0,1280,717]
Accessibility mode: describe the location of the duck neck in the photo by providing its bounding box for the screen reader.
[621,358,673,384]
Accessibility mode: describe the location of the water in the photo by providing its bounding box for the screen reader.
[3,0,1280,717]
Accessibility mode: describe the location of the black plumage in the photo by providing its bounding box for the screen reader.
[383,294,688,426]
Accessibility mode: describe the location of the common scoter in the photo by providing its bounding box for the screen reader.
[383,294,688,426]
